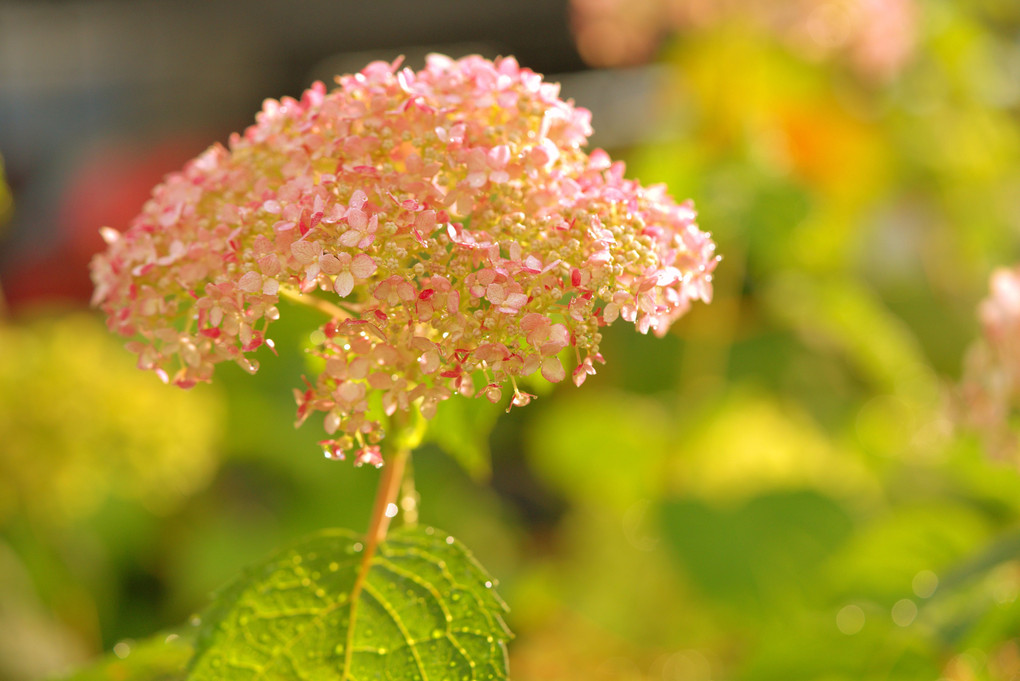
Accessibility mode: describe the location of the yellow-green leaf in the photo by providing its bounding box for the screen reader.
[188,526,510,681]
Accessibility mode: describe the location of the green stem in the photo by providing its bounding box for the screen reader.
[342,444,410,678]
[278,285,355,320]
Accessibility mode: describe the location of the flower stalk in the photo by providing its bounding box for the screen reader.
[342,438,411,678]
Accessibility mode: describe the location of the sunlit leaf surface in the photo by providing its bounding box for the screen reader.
[189,526,510,681]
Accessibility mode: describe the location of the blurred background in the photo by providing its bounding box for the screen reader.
[2,0,1020,679]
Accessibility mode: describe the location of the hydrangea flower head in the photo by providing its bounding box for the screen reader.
[91,55,717,462]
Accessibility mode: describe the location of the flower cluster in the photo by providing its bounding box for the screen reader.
[91,54,717,463]
[959,267,1020,460]
[571,0,917,80]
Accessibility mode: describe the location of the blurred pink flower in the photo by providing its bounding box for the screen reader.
[91,55,717,461]
[572,0,918,79]
[959,267,1020,459]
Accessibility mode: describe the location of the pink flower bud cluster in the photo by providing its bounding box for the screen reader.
[960,267,1020,460]
[90,54,717,463]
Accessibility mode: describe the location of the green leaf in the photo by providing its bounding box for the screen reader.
[424,396,500,480]
[660,489,854,613]
[55,631,192,681]
[526,391,671,511]
[188,526,511,681]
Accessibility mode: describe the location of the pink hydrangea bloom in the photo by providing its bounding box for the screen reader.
[959,267,1020,460]
[91,54,717,462]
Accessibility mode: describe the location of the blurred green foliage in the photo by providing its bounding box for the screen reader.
[0,316,221,526]
[3,1,1020,680]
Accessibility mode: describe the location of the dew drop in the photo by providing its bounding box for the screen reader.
[484,581,493,589]
[378,648,388,655]
[113,641,131,659]
[445,536,455,545]
[190,615,202,627]
[293,555,303,565]
[425,527,435,535]
[329,562,339,572]
[301,578,312,587]
[316,589,326,598]
[432,628,445,638]
[836,604,865,635]
[912,570,938,598]
[352,542,364,553]
[891,598,918,627]
[385,502,399,518]
[334,644,345,655]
